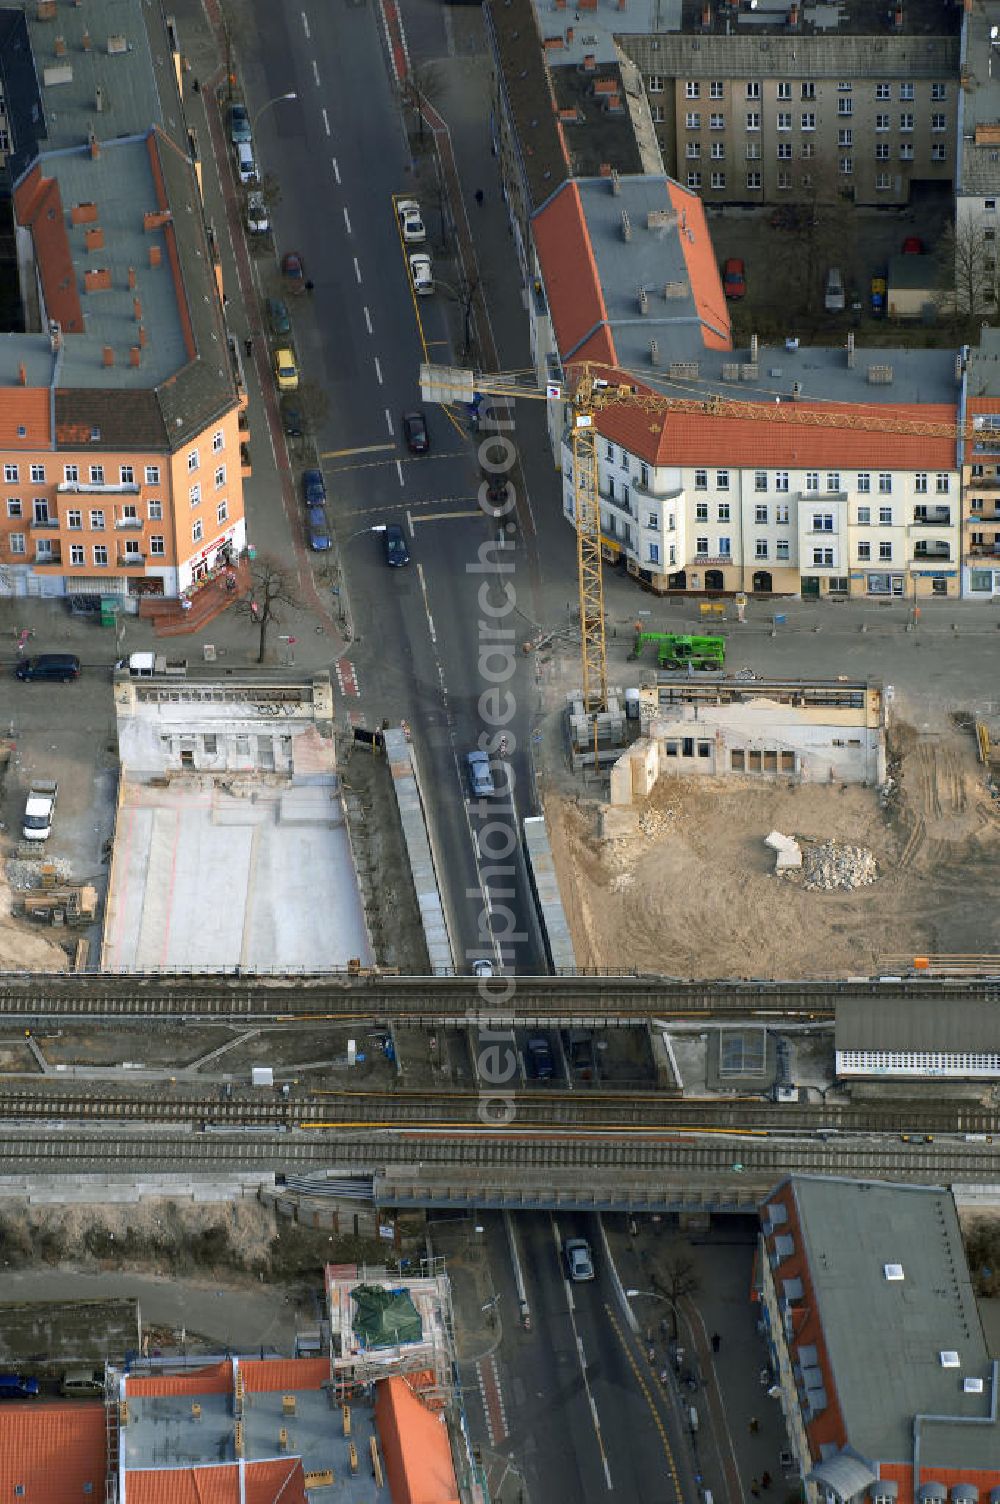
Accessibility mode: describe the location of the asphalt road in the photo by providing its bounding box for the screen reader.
[242,0,545,974]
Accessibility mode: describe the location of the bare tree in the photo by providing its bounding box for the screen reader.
[295,379,330,432]
[767,154,855,323]
[402,62,443,148]
[651,1251,702,1340]
[938,215,995,319]
[235,552,300,664]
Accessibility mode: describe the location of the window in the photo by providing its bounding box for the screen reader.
[857,505,870,525]
[931,144,947,162]
[92,544,107,566]
[187,448,200,472]
[746,81,760,99]
[214,465,226,489]
[857,540,871,561]
[777,82,791,101]
[879,540,892,561]
[857,472,870,493]
[899,112,914,132]
[801,82,816,101]
[875,83,890,100]
[150,535,165,556]
[840,157,853,175]
[775,503,790,524]
[148,499,163,520]
[192,518,203,543]
[66,508,82,529]
[694,469,708,490]
[696,536,709,555]
[837,97,853,116]
[900,142,914,160]
[826,472,841,492]
[755,503,768,522]
[217,499,228,525]
[648,74,664,92]
[717,502,731,522]
[746,170,762,189]
[120,465,134,485]
[189,483,201,507]
[605,442,614,460]
[647,542,660,565]
[685,112,701,130]
[716,469,729,490]
[696,502,709,522]
[710,112,725,130]
[813,513,834,532]
[931,113,946,132]
[935,473,950,494]
[878,473,892,494]
[805,471,819,492]
[686,141,701,158]
[89,465,104,484]
[777,142,792,160]
[776,538,789,560]
[710,171,726,189]
[746,142,761,160]
[875,113,889,132]
[915,472,928,493]
[755,471,768,492]
[900,82,914,101]
[875,142,890,160]
[684,80,699,98]
[646,509,658,529]
[145,465,160,484]
[709,81,724,99]
[800,112,815,131]
[4,464,18,482]
[755,539,768,559]
[70,544,85,566]
[745,111,760,131]
[931,82,946,102]
[63,464,79,483]
[813,547,833,567]
[687,171,702,189]
[6,497,20,517]
[718,536,731,557]
[837,128,853,148]
[879,505,893,524]
[777,112,791,131]
[987,200,998,212]
[775,471,789,492]
[777,170,792,189]
[8,532,24,554]
[89,509,105,529]
[29,463,45,482]
[711,141,726,159]
[875,173,892,191]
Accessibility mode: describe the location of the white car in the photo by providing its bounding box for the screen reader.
[246,191,269,234]
[397,199,426,243]
[409,252,433,296]
[236,142,257,184]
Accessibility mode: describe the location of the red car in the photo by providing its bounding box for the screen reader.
[902,236,924,255]
[281,251,306,292]
[723,257,747,300]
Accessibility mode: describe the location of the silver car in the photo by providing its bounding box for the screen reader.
[564,1237,595,1282]
[466,750,495,798]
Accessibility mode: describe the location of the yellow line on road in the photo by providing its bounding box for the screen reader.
[605,1305,683,1501]
[321,443,396,458]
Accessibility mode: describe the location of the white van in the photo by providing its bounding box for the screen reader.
[824,267,845,313]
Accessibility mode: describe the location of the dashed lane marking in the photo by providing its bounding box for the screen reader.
[476,1355,508,1446]
[335,659,360,699]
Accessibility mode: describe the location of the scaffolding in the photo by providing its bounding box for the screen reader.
[326,1259,455,1410]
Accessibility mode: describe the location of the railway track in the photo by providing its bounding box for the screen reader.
[0,1084,997,1136]
[1,972,999,1023]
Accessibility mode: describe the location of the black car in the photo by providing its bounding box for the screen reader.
[301,468,327,507]
[384,523,410,568]
[268,298,291,337]
[526,1035,555,1080]
[280,397,303,438]
[15,653,80,683]
[402,410,429,454]
[228,104,251,145]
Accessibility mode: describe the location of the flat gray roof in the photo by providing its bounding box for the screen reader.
[958,0,1000,197]
[966,324,1000,399]
[787,1176,997,1470]
[836,994,1000,1052]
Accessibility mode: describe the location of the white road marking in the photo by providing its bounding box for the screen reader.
[396,458,404,486]
[322,108,331,136]
[374,356,383,385]
[301,10,310,38]
[353,257,362,283]
[406,510,415,538]
[441,1,456,55]
[472,830,480,860]
[553,1216,614,1491]
[416,562,436,644]
[384,408,394,435]
[365,306,373,335]
[312,59,320,86]
[332,157,341,184]
[343,206,352,235]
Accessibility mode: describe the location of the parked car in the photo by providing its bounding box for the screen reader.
[15,653,80,683]
[902,236,925,255]
[228,103,251,145]
[564,1237,595,1282]
[409,252,433,296]
[722,257,746,300]
[273,347,299,392]
[0,1375,39,1399]
[397,199,426,243]
[282,251,306,292]
[268,298,291,337]
[473,959,495,978]
[824,266,845,313]
[235,142,257,184]
[402,410,429,454]
[870,275,887,317]
[306,507,331,551]
[383,522,410,568]
[280,397,303,437]
[60,1370,103,1398]
[466,749,495,798]
[301,468,327,507]
[526,1035,555,1080]
[246,191,269,234]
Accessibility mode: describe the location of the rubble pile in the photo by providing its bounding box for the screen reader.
[796,840,878,892]
[5,857,73,891]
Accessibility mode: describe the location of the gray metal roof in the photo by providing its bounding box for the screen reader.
[618,30,959,78]
[786,1176,997,1470]
[835,995,1000,1052]
[966,326,1000,399]
[807,1449,877,1498]
[957,0,1000,197]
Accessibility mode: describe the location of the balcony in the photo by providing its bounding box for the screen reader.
[968,474,1000,488]
[57,479,140,495]
[911,509,952,526]
[117,551,146,568]
[968,542,1000,559]
[912,546,951,562]
[114,516,143,530]
[693,553,734,566]
[29,515,59,529]
[33,547,62,567]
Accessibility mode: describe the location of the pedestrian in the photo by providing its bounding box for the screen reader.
[474,188,484,207]
[749,1416,759,1434]
[750,1483,761,1499]
[244,336,253,358]
[761,1472,772,1490]
[711,1332,721,1353]
[222,293,230,309]
[191,77,200,94]
[304,279,315,293]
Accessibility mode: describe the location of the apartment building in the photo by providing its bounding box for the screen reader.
[961,327,1000,598]
[0,0,244,605]
[759,1176,1000,1503]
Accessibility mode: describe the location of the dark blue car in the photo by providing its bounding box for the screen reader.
[301,468,327,507]
[306,507,331,551]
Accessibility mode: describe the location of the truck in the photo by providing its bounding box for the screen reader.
[22,781,57,842]
[115,652,187,679]
[629,631,726,671]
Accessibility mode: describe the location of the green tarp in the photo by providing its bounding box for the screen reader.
[350,1284,423,1349]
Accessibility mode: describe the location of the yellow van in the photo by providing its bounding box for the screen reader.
[273,348,299,392]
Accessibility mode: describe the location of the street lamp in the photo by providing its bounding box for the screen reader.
[252,92,298,134]
[626,1287,683,1341]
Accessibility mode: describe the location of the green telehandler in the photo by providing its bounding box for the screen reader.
[629,631,726,671]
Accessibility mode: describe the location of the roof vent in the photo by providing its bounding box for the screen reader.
[650,338,659,366]
[621,208,631,242]
[791,381,804,400]
[107,33,128,54]
[750,333,759,362]
[883,1263,904,1281]
[867,363,894,385]
[939,1351,961,1369]
[638,287,649,315]
[663,281,686,299]
[963,1377,984,1393]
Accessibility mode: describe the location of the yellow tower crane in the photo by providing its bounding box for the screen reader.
[420,360,977,716]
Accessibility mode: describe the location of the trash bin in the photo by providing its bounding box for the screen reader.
[100,594,120,628]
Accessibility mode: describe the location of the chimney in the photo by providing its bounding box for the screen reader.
[149,245,162,268]
[650,338,659,366]
[133,296,142,322]
[847,331,855,368]
[701,4,711,29]
[36,0,57,18]
[582,52,596,71]
[88,128,100,159]
[84,267,112,292]
[611,168,621,195]
[127,266,136,290]
[102,346,114,367]
[81,29,91,50]
[17,361,26,386]
[84,226,104,251]
[788,3,799,27]
[95,85,105,113]
[48,321,61,352]
[53,34,66,55]
[892,3,902,27]
[129,347,141,367]
[638,287,649,315]
[70,201,98,225]
[621,207,632,241]
[139,324,148,348]
[750,333,759,361]
[566,25,574,42]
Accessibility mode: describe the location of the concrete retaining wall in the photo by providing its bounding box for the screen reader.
[0,1173,275,1205]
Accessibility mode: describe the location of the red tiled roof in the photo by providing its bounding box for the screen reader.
[594,395,959,470]
[375,1377,459,1504]
[245,1459,307,1504]
[126,1361,232,1398]
[665,181,732,352]
[0,389,52,447]
[533,183,615,366]
[126,1466,238,1504]
[0,1403,105,1504]
[240,1359,329,1394]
